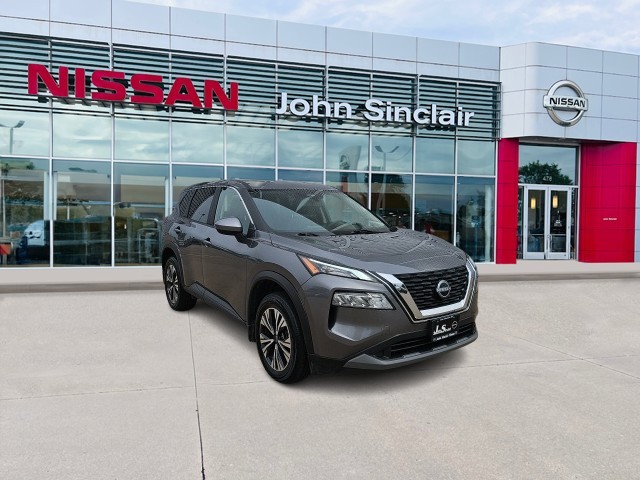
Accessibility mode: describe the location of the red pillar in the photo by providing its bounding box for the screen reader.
[578,142,637,262]
[496,138,519,264]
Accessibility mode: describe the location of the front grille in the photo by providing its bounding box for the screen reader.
[396,265,468,310]
[374,323,476,360]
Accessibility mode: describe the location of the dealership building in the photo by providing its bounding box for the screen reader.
[0,0,639,270]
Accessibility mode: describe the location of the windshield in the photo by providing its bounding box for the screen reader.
[250,189,391,235]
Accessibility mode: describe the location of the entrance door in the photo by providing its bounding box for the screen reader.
[523,186,572,260]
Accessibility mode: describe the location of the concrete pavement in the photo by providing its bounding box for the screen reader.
[1,278,640,479]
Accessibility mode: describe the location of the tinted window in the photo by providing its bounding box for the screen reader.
[179,190,195,217]
[188,187,216,223]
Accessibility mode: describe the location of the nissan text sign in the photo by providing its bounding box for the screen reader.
[27,64,239,110]
[543,80,588,126]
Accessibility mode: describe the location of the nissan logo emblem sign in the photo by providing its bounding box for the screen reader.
[543,80,588,126]
[436,280,451,298]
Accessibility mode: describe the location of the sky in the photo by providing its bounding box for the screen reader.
[137,0,640,55]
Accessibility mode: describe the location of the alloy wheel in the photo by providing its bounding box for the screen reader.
[259,307,292,372]
[165,263,179,306]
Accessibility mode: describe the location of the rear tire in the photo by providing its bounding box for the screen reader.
[163,256,197,311]
[256,293,310,384]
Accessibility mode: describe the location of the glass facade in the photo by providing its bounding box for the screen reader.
[0,32,500,267]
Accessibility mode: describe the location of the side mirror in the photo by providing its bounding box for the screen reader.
[214,217,243,235]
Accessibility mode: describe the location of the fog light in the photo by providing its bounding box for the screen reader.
[331,292,393,309]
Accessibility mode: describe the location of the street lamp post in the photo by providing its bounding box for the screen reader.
[0,120,26,239]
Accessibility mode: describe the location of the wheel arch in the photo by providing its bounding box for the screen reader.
[247,271,314,356]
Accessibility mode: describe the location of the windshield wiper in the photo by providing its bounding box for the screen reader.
[340,228,384,235]
[296,232,320,237]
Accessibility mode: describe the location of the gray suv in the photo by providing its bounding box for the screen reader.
[161,180,478,383]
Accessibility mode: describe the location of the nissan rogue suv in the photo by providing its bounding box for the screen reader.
[161,180,478,383]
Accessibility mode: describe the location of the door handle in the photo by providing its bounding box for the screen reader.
[174,225,182,232]
[203,237,213,247]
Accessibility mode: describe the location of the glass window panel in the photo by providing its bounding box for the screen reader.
[371,174,412,228]
[172,165,222,209]
[53,113,111,159]
[0,158,49,267]
[371,135,412,172]
[325,171,368,207]
[226,126,275,166]
[414,175,454,243]
[115,117,169,162]
[0,110,50,157]
[457,140,495,175]
[326,132,369,171]
[278,129,323,169]
[53,160,111,266]
[519,144,577,185]
[415,137,454,174]
[114,163,168,265]
[456,177,495,262]
[278,169,323,183]
[226,167,275,181]
[171,122,223,164]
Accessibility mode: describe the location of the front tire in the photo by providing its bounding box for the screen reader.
[256,293,310,383]
[163,256,197,311]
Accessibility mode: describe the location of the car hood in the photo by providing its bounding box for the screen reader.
[270,229,467,275]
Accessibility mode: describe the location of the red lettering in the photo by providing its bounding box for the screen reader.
[131,74,164,104]
[165,77,202,108]
[203,81,238,110]
[91,70,127,102]
[28,64,69,97]
[74,68,86,99]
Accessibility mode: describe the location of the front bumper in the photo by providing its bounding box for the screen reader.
[300,268,479,371]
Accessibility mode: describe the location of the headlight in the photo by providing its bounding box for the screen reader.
[332,291,393,309]
[299,255,376,282]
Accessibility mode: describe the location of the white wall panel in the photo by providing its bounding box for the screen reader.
[0,0,48,21]
[226,15,276,46]
[0,16,49,36]
[524,66,567,91]
[563,116,602,141]
[326,53,372,70]
[566,69,602,95]
[601,118,638,142]
[602,96,638,121]
[501,114,525,138]
[523,112,565,137]
[501,44,526,70]
[112,0,169,34]
[568,47,603,72]
[170,8,224,40]
[50,22,111,43]
[277,48,325,66]
[603,51,639,76]
[459,43,499,70]
[373,33,416,62]
[602,74,638,98]
[526,43,567,68]
[111,29,170,49]
[277,21,325,51]
[226,42,276,61]
[502,91,525,116]
[417,63,458,78]
[417,38,458,65]
[170,36,224,55]
[459,67,499,82]
[372,57,416,75]
[51,0,110,27]
[327,27,372,56]
[500,67,526,93]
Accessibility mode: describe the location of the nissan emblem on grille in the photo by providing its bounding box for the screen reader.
[436,280,451,298]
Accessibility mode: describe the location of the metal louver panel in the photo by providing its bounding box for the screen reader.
[0,35,49,105]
